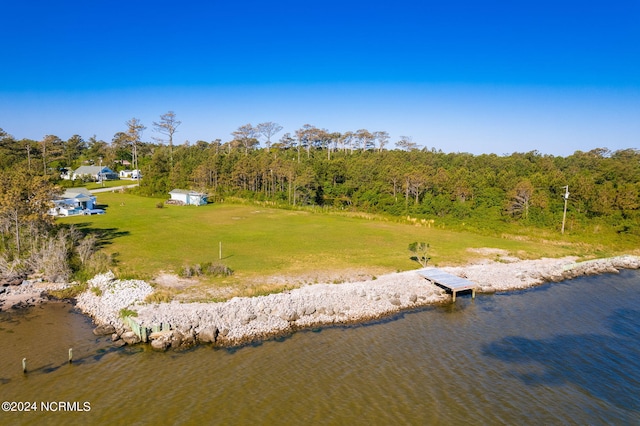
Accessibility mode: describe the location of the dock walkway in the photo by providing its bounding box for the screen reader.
[418,268,477,302]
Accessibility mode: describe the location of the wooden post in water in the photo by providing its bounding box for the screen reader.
[22,358,27,373]
[68,348,73,364]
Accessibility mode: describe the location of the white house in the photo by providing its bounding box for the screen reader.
[168,189,208,206]
[50,188,101,216]
[60,168,72,180]
[119,169,142,179]
[72,166,118,181]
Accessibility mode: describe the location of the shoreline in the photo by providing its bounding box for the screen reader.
[0,281,70,312]
[78,254,640,350]
[3,254,639,350]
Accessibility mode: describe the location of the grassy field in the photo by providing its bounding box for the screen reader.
[59,191,631,298]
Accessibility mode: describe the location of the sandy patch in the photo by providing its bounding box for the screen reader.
[466,247,522,263]
[152,273,196,289]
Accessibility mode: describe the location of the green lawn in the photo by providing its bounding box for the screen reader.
[59,192,623,294]
[85,180,126,190]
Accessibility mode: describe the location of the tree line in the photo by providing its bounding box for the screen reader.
[141,138,639,235]
[1,114,639,282]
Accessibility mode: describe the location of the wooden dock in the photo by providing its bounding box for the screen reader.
[418,268,477,302]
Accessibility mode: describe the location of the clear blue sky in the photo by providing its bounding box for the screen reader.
[1,0,638,156]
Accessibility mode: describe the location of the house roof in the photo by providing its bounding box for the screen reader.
[61,187,93,199]
[169,189,206,196]
[73,166,114,175]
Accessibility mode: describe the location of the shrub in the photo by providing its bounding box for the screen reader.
[48,282,88,299]
[0,255,28,281]
[119,308,138,318]
[28,233,72,282]
[408,242,431,267]
[179,265,193,278]
[117,270,146,281]
[86,252,115,275]
[145,288,174,303]
[192,263,202,276]
[179,262,233,278]
[206,262,234,277]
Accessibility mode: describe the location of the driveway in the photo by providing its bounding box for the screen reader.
[89,183,139,193]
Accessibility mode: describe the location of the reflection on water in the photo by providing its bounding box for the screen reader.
[1,271,639,425]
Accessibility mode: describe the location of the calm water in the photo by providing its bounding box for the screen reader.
[1,270,639,425]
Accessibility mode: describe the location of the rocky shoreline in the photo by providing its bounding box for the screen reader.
[0,280,70,311]
[76,254,640,351]
[3,254,639,350]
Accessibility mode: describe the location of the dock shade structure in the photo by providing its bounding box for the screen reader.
[418,268,477,302]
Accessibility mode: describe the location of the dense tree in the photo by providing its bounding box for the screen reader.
[375,131,390,153]
[153,111,181,168]
[0,167,60,255]
[232,124,260,156]
[63,134,86,167]
[276,132,295,151]
[395,135,419,151]
[86,136,110,164]
[125,118,146,178]
[505,180,533,219]
[40,135,63,175]
[355,129,375,152]
[295,124,319,160]
[256,122,283,152]
[2,123,639,241]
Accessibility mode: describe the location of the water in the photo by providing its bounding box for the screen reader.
[1,270,639,425]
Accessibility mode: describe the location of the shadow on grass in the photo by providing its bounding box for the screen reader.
[63,222,130,249]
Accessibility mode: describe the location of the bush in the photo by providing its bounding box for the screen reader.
[145,288,174,303]
[119,308,138,318]
[48,282,88,299]
[179,265,193,278]
[0,255,28,281]
[206,262,234,277]
[179,261,233,278]
[408,242,430,267]
[192,263,202,276]
[28,233,72,282]
[86,252,115,275]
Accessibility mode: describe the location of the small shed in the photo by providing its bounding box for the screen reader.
[168,189,208,206]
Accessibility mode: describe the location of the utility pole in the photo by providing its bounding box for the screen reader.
[99,157,104,187]
[561,185,569,234]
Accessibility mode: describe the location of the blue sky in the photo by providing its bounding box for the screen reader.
[1,0,638,156]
